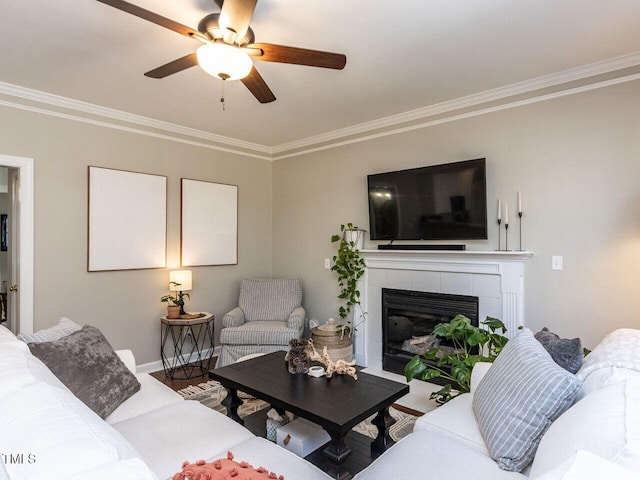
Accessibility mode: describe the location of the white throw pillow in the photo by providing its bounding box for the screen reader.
[530,378,640,477]
[473,329,582,472]
[574,366,640,401]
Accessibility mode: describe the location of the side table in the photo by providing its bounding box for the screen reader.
[161,312,214,380]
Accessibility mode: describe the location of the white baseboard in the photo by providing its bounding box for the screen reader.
[136,346,221,374]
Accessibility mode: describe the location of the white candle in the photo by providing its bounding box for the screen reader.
[505,203,509,224]
[497,199,501,221]
[518,191,522,214]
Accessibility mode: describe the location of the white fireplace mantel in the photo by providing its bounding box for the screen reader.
[353,249,533,368]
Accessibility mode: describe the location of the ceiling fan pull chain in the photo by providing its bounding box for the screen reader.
[219,73,229,111]
[220,80,226,111]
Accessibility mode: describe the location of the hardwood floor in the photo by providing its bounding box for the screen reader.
[149,356,217,392]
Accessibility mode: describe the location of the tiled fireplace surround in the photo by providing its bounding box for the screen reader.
[353,250,533,368]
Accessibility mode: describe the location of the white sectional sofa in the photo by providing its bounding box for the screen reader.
[0,325,329,480]
[2,323,639,480]
[355,328,640,480]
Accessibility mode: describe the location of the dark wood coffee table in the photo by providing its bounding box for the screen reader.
[209,351,409,480]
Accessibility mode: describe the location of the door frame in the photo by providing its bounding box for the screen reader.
[0,155,34,334]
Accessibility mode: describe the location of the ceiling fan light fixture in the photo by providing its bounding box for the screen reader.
[196,43,253,81]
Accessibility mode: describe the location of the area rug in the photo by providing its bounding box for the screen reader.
[178,380,418,441]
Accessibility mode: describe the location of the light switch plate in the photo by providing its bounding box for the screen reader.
[552,255,563,271]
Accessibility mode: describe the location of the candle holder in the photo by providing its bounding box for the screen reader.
[497,218,502,251]
[504,222,510,251]
[518,211,523,251]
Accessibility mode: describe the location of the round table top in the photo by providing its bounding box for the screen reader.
[161,312,213,325]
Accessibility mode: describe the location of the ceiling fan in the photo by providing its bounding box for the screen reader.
[96,0,347,103]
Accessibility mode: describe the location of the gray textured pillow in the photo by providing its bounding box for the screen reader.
[534,327,583,374]
[28,325,140,418]
[472,329,582,472]
[17,317,82,343]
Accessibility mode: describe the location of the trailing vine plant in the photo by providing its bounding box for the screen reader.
[330,223,367,335]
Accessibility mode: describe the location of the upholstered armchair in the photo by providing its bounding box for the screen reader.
[216,278,306,367]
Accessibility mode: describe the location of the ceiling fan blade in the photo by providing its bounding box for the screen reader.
[219,0,258,42]
[96,0,199,38]
[241,66,276,103]
[248,43,346,70]
[144,53,199,79]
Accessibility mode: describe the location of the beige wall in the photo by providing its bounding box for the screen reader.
[1,78,639,363]
[273,79,640,350]
[0,106,272,364]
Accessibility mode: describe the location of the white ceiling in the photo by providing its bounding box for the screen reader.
[1,0,640,151]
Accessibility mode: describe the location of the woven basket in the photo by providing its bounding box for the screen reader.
[311,327,353,363]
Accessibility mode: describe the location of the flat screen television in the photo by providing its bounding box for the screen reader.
[367,158,488,241]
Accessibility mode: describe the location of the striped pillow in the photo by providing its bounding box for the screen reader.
[472,329,582,472]
[17,317,82,343]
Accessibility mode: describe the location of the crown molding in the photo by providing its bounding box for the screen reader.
[271,51,640,157]
[1,51,639,161]
[271,70,640,160]
[0,81,273,160]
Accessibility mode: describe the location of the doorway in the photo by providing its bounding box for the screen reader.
[0,155,34,335]
[0,167,15,329]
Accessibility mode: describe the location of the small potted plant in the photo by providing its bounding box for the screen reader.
[160,281,190,319]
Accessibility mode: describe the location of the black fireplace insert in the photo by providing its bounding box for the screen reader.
[382,288,479,384]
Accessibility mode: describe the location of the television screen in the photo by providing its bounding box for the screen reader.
[367,158,488,241]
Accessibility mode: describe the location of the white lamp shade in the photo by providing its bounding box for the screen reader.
[169,270,192,291]
[196,43,253,80]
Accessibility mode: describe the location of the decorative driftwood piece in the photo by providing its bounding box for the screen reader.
[306,339,358,380]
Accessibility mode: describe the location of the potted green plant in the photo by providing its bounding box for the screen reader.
[160,281,190,319]
[404,315,508,404]
[330,223,367,335]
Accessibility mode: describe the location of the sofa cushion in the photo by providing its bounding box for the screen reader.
[534,327,583,374]
[0,347,38,401]
[470,361,493,392]
[111,401,254,480]
[0,324,28,351]
[533,450,638,480]
[352,429,526,480]
[530,378,640,477]
[66,458,159,480]
[17,317,82,343]
[105,373,184,425]
[220,321,302,345]
[473,329,582,472]
[0,457,7,480]
[414,392,489,456]
[0,381,139,480]
[239,278,302,322]
[28,325,141,418]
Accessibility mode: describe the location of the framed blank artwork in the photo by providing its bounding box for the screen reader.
[88,166,167,271]
[181,178,238,267]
